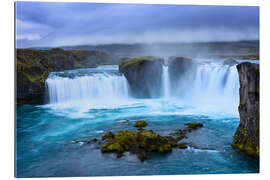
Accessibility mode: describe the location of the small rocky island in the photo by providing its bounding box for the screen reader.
[101,120,204,161]
[74,120,204,161]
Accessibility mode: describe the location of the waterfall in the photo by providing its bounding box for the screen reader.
[45,66,129,104]
[45,63,239,115]
[162,65,170,98]
[173,63,240,115]
[188,63,239,100]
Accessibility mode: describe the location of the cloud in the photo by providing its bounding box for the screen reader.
[16,19,53,41]
[15,2,259,48]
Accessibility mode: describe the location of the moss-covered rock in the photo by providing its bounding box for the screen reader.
[133,120,148,128]
[100,129,174,161]
[119,56,161,69]
[101,142,124,153]
[102,131,115,141]
[232,62,259,158]
[169,122,203,141]
[178,143,188,149]
[119,56,164,98]
[100,121,204,161]
[185,122,203,129]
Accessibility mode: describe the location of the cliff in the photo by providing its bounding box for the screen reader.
[232,62,259,158]
[16,48,122,105]
[119,56,164,98]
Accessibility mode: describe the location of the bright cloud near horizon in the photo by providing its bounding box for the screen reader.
[16,2,259,48]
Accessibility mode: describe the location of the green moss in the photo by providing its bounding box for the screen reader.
[185,122,203,129]
[158,144,172,153]
[178,143,188,149]
[100,129,175,161]
[102,131,114,140]
[133,120,148,128]
[101,142,123,153]
[165,136,178,147]
[241,127,247,137]
[119,56,160,69]
[239,103,247,110]
[256,87,259,94]
[232,126,259,158]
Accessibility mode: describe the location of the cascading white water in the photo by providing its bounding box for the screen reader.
[188,63,239,100]
[173,62,240,115]
[162,66,170,98]
[45,62,240,116]
[46,67,129,104]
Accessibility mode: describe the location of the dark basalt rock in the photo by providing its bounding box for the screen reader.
[119,56,164,98]
[232,62,259,158]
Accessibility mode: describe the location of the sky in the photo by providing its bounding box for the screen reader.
[16,2,259,48]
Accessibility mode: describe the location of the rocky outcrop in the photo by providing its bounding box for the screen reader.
[100,120,204,161]
[73,120,210,161]
[119,56,164,98]
[232,62,259,158]
[16,48,121,105]
[133,120,148,128]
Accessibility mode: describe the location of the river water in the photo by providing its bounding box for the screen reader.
[16,59,259,177]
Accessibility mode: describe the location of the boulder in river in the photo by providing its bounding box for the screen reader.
[133,120,148,128]
[119,56,164,98]
[185,122,203,129]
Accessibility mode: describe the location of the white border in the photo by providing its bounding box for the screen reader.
[1,0,270,180]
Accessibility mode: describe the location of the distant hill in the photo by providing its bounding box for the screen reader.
[30,41,259,59]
